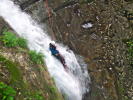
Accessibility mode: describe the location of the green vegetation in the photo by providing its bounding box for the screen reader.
[2,31,18,47]
[0,30,45,65]
[0,55,45,100]
[47,85,59,100]
[39,66,47,71]
[25,91,45,100]
[1,30,27,48]
[33,92,44,100]
[17,37,27,48]
[0,55,21,83]
[0,55,27,98]
[49,86,57,94]
[0,29,62,100]
[29,50,44,65]
[117,74,131,100]
[0,82,16,100]
[123,39,133,65]
[121,39,133,100]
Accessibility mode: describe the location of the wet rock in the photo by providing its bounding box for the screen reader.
[20,0,41,10]
[81,21,93,29]
[44,0,133,100]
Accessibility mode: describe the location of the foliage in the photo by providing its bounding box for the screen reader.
[1,30,27,48]
[29,51,44,65]
[2,31,18,47]
[49,86,57,95]
[25,92,45,100]
[0,55,45,100]
[0,82,16,100]
[17,37,27,48]
[33,93,44,100]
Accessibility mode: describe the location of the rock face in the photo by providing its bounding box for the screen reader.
[43,0,133,100]
[1,0,133,100]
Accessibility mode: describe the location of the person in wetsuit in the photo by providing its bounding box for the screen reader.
[49,43,67,69]
[49,43,59,56]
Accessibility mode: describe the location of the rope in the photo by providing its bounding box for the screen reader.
[44,0,56,40]
[44,0,51,21]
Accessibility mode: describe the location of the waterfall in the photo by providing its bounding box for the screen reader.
[0,0,90,100]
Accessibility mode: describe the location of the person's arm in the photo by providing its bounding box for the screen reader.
[54,50,59,56]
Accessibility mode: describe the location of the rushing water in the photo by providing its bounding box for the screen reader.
[0,0,90,100]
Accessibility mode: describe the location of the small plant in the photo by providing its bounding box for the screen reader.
[17,37,27,48]
[0,82,16,100]
[29,50,44,64]
[1,30,27,48]
[49,86,56,94]
[33,92,44,100]
[2,31,18,47]
[25,91,45,100]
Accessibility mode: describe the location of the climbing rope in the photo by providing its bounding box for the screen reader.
[44,0,56,40]
[44,0,51,21]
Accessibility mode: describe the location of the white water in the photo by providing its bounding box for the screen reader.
[0,0,90,100]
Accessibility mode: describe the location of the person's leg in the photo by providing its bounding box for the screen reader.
[54,54,60,60]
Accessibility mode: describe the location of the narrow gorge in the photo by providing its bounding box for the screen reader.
[0,0,133,100]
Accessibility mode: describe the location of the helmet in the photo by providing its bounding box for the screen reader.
[49,43,53,47]
[49,43,56,49]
